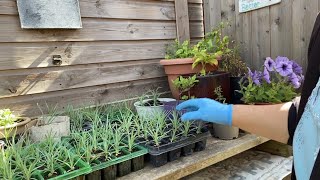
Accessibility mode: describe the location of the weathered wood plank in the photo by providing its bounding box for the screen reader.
[163,0,202,4]
[0,0,203,21]
[175,0,191,43]
[185,150,292,180]
[203,0,221,33]
[118,134,269,180]
[251,7,271,69]
[292,0,308,69]
[221,0,236,42]
[235,1,252,65]
[0,77,168,116]
[0,15,203,42]
[0,40,169,70]
[0,60,165,98]
[254,140,293,157]
[0,39,201,70]
[270,0,293,58]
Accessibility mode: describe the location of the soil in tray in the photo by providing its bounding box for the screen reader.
[132,155,145,172]
[150,153,168,167]
[102,165,117,180]
[181,143,196,156]
[117,159,132,177]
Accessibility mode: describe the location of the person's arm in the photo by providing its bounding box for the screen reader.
[176,98,293,144]
[232,103,292,143]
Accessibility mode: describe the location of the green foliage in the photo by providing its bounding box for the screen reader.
[165,40,194,59]
[238,74,299,104]
[214,86,227,104]
[172,75,199,100]
[137,87,162,106]
[0,109,17,127]
[165,22,231,76]
[219,46,248,77]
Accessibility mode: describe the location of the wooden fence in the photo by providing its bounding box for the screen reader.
[204,0,320,70]
[0,0,204,116]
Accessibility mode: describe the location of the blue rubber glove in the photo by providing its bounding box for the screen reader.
[176,98,233,126]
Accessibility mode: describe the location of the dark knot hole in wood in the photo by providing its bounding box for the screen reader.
[52,55,62,66]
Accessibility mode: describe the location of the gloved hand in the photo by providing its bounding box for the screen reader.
[176,98,233,126]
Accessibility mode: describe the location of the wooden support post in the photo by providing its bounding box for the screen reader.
[175,0,190,43]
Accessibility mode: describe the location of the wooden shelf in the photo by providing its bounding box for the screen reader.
[119,133,269,180]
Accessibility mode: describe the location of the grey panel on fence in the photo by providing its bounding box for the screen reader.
[17,0,82,29]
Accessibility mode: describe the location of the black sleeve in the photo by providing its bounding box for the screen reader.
[287,102,298,146]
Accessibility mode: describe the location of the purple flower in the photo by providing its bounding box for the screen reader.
[252,70,262,86]
[275,59,293,77]
[264,57,276,71]
[289,73,301,89]
[291,60,303,75]
[275,56,290,64]
[247,67,253,78]
[263,67,271,84]
[297,74,305,82]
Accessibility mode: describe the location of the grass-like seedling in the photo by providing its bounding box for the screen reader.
[147,112,168,146]
[182,120,194,137]
[170,111,182,143]
[113,126,125,157]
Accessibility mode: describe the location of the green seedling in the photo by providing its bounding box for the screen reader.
[182,120,194,137]
[127,131,138,153]
[0,148,17,180]
[170,111,182,143]
[147,112,169,146]
[113,126,125,157]
[59,146,81,172]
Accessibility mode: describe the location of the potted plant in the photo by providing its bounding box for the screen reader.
[239,56,304,104]
[160,23,231,99]
[0,109,31,139]
[211,86,239,140]
[133,88,175,120]
[29,103,70,142]
[219,46,248,104]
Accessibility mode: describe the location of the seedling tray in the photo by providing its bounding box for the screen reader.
[33,158,91,180]
[146,131,210,156]
[144,131,210,167]
[89,144,148,172]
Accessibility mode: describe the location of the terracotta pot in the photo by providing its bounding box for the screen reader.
[160,58,218,99]
[0,117,31,139]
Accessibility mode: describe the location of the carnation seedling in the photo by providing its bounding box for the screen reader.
[170,111,182,143]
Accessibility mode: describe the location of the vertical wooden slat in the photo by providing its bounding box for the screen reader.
[292,0,308,68]
[221,0,236,42]
[251,7,271,69]
[175,0,190,43]
[270,0,293,58]
[235,1,252,66]
[203,0,221,33]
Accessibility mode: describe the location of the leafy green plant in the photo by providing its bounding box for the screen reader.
[219,46,248,77]
[59,146,81,172]
[214,86,226,104]
[147,112,168,147]
[113,126,125,157]
[0,148,17,179]
[181,121,194,137]
[170,111,182,143]
[165,40,194,60]
[0,109,17,127]
[172,75,199,100]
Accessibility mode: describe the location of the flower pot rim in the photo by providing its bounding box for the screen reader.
[134,98,176,107]
[0,117,31,130]
[160,58,194,66]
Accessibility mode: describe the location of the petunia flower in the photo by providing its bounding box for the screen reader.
[252,70,262,86]
[289,73,301,89]
[264,57,276,71]
[275,56,290,64]
[291,60,303,75]
[275,59,293,77]
[247,67,253,78]
[263,67,271,84]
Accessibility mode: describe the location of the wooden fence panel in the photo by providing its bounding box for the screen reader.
[204,0,319,70]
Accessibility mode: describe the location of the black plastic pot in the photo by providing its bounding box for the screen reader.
[168,148,181,162]
[85,170,101,180]
[117,160,132,177]
[131,155,145,172]
[146,132,210,167]
[230,76,248,104]
[150,153,168,167]
[185,72,231,102]
[181,143,195,156]
[194,140,207,152]
[102,165,117,180]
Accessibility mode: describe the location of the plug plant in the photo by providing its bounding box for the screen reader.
[169,111,182,143]
[172,75,199,100]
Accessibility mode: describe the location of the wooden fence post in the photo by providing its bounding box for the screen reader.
[175,0,190,43]
[203,0,221,33]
